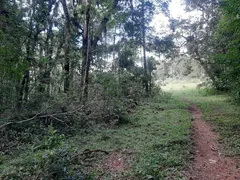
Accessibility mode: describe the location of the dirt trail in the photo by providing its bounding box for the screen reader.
[187,104,240,180]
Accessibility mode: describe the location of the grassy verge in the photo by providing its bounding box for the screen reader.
[0,93,192,180]
[172,88,240,157]
[70,95,191,179]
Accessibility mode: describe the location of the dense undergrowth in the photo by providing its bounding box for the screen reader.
[3,86,240,179]
[172,88,240,157]
[0,92,192,180]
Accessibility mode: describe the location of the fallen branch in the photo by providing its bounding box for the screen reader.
[0,99,112,129]
[70,149,109,161]
[0,106,49,129]
[82,149,109,155]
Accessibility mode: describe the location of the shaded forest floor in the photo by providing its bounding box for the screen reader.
[1,88,240,179]
[0,92,191,179]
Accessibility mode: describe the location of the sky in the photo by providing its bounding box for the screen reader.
[152,0,185,35]
[169,0,186,18]
[152,0,202,35]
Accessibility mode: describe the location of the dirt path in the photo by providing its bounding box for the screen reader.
[187,104,240,180]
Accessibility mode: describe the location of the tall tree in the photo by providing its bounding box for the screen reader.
[213,0,240,100]
[141,0,149,94]
[124,0,155,94]
[174,0,221,89]
[79,0,91,102]
[61,0,72,93]
[79,0,126,102]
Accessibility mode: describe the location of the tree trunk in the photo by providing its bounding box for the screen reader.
[61,0,71,93]
[79,0,120,102]
[80,0,91,103]
[39,1,57,95]
[18,68,30,109]
[18,24,33,109]
[142,0,148,95]
[113,27,117,73]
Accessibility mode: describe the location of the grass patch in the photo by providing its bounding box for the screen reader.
[0,93,191,179]
[68,95,191,179]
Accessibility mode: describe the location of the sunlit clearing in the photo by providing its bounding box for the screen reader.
[161,81,201,91]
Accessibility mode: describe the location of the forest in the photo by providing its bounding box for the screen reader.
[1,0,240,179]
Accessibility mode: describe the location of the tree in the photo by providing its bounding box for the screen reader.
[213,0,240,100]
[173,0,221,89]
[78,0,127,102]
[61,0,72,93]
[0,0,26,110]
[124,0,155,94]
[0,0,174,117]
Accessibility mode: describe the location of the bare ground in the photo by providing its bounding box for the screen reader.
[186,104,240,180]
[94,149,135,179]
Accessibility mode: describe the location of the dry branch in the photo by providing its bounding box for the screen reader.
[0,100,107,129]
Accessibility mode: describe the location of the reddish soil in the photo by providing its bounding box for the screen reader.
[187,104,240,180]
[95,149,134,179]
[102,151,129,173]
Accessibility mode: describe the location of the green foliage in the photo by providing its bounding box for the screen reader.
[151,90,172,103]
[151,36,175,55]
[32,126,65,151]
[116,111,130,125]
[1,89,192,179]
[0,0,192,179]
[119,72,145,100]
[183,0,240,102]
[1,126,85,179]
[118,48,135,70]
[213,0,240,102]
[1,146,85,179]
[66,94,191,179]
[94,72,119,97]
[94,71,145,100]
[0,1,27,112]
[124,0,155,40]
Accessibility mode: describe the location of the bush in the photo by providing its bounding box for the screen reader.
[1,147,85,179]
[93,72,145,101]
[1,128,86,180]
[151,90,172,103]
[32,126,65,151]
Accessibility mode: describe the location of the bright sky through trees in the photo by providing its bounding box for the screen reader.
[152,0,201,35]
